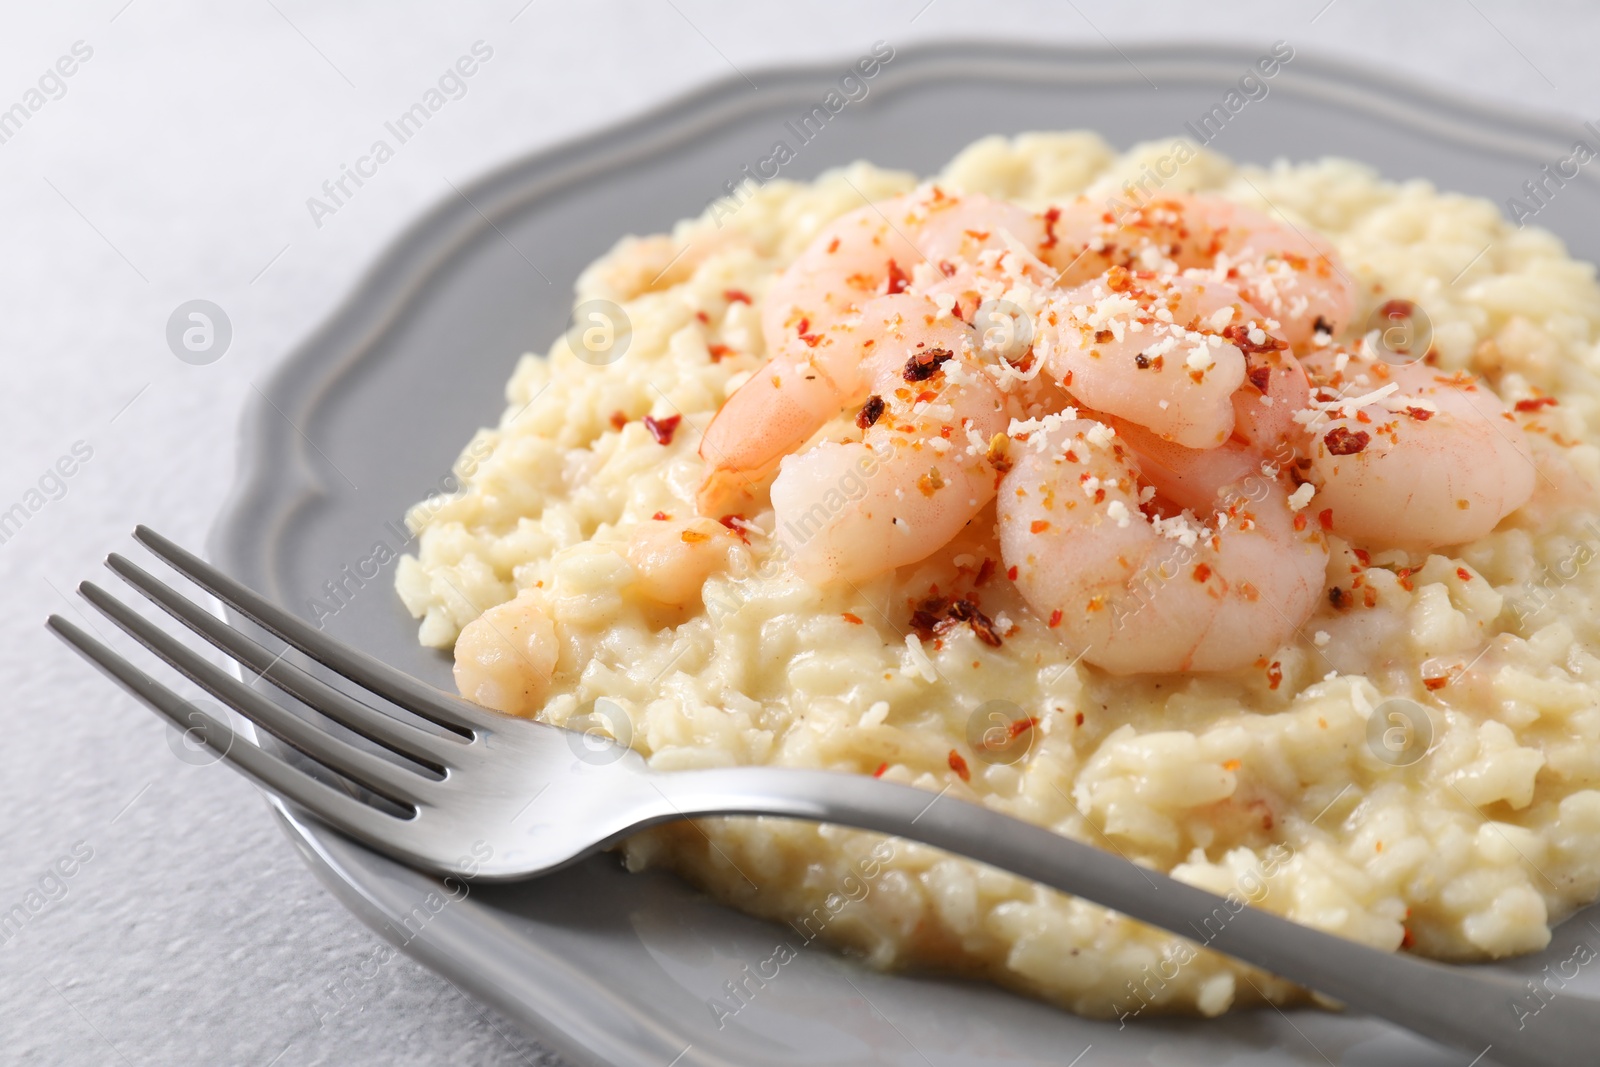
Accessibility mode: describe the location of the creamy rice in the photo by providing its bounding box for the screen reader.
[395,132,1600,1018]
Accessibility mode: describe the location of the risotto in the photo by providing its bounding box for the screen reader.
[395,132,1600,1019]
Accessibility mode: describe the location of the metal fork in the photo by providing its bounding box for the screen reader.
[47,526,1596,1066]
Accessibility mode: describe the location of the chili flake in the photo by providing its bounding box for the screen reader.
[886,259,910,295]
[856,394,886,429]
[1222,323,1288,355]
[1324,426,1370,455]
[643,413,681,445]
[903,347,954,382]
[948,749,971,782]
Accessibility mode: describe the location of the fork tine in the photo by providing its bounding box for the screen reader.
[79,581,429,809]
[132,526,491,735]
[107,552,459,771]
[47,614,407,848]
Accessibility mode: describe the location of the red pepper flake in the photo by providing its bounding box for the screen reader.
[1222,324,1288,355]
[1266,661,1283,690]
[1324,427,1370,455]
[842,612,864,625]
[903,347,954,382]
[1318,508,1334,531]
[707,343,734,363]
[609,410,628,431]
[718,514,751,544]
[948,749,971,782]
[1353,548,1372,566]
[1030,520,1051,534]
[886,259,910,295]
[1007,565,1019,581]
[651,510,670,520]
[1378,298,1417,320]
[1041,205,1061,250]
[723,288,752,304]
[694,310,710,324]
[1329,586,1348,610]
[797,321,823,347]
[1398,568,1415,592]
[1047,609,1063,628]
[1246,364,1272,393]
[1105,265,1134,292]
[826,237,840,254]
[643,414,681,445]
[1008,717,1038,740]
[945,599,1003,648]
[1401,926,1415,950]
[1293,513,1308,532]
[1457,567,1472,582]
[1193,563,1213,582]
[1514,396,1558,412]
[1074,711,1085,726]
[872,761,889,778]
[856,394,886,429]
[1405,407,1435,421]
[975,558,996,586]
[1423,674,1448,691]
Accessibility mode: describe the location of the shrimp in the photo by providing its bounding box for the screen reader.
[1040,194,1355,348]
[1298,347,1535,550]
[1230,337,1310,449]
[1039,196,1221,284]
[626,515,740,606]
[1186,197,1355,349]
[770,296,1013,583]
[699,189,1049,513]
[1036,268,1271,448]
[453,589,559,717]
[997,419,1328,674]
[698,294,979,513]
[759,186,1047,369]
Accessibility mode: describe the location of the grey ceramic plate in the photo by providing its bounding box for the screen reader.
[211,42,1600,1067]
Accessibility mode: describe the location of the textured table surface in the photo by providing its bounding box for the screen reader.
[4,2,1598,1064]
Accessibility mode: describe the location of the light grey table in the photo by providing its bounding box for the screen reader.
[3,2,1596,1063]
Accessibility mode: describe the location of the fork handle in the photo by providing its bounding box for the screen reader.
[650,767,1584,1066]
